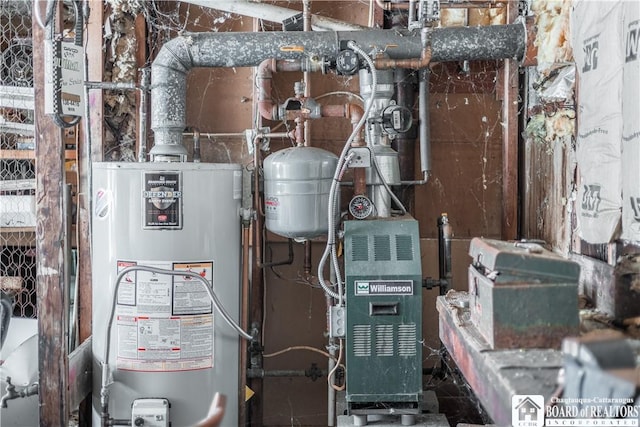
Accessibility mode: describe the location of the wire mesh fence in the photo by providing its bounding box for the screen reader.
[1,0,37,318]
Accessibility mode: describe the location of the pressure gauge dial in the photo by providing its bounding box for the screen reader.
[349,195,374,220]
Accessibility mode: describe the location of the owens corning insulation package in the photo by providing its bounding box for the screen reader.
[571,0,624,244]
[532,0,573,73]
[622,0,640,240]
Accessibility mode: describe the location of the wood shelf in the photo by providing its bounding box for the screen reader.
[0,226,35,233]
[1,225,77,247]
[0,226,36,246]
[0,149,77,160]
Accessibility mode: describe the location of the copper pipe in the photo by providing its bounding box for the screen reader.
[374,44,432,69]
[353,167,367,196]
[256,59,305,121]
[347,104,367,194]
[256,59,278,121]
[295,118,305,145]
[346,103,364,127]
[320,104,348,117]
[320,104,367,195]
[320,103,365,144]
[346,103,364,146]
[303,0,312,146]
[253,139,264,268]
[239,225,251,425]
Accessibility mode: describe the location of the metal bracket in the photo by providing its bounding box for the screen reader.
[347,147,371,168]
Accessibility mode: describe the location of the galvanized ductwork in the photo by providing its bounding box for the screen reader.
[150,24,526,160]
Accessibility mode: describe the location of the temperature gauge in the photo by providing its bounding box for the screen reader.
[349,195,374,220]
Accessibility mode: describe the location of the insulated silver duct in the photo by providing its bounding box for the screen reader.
[150,24,526,159]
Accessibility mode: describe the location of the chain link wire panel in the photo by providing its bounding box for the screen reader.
[1,0,37,318]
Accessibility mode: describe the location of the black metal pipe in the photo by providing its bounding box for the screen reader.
[437,213,453,295]
[260,238,294,268]
[392,68,417,209]
[150,24,525,157]
[304,241,312,276]
[246,368,328,379]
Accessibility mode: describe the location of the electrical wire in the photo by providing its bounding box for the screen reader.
[327,339,345,391]
[34,0,55,30]
[316,41,379,304]
[315,91,364,103]
[263,345,335,361]
[368,0,375,27]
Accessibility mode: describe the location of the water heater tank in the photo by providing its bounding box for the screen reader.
[263,146,338,240]
[91,162,242,426]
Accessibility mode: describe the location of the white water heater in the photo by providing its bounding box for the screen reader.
[91,162,242,426]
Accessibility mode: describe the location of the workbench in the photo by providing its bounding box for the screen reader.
[436,291,563,426]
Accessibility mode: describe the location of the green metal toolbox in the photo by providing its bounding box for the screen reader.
[468,238,580,349]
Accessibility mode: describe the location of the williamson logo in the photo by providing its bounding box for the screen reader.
[512,395,544,427]
[355,282,370,295]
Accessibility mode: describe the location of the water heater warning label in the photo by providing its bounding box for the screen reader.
[115,259,214,372]
[143,171,182,229]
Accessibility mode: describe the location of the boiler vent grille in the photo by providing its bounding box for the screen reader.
[375,324,394,357]
[351,235,369,261]
[398,323,417,357]
[395,234,414,261]
[373,235,391,261]
[352,324,372,357]
[352,323,417,357]
[349,233,415,262]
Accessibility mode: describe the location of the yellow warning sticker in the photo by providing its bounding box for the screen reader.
[280,45,304,53]
[245,386,255,402]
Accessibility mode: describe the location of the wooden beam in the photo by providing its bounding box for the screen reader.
[134,12,148,161]
[78,0,104,345]
[76,2,105,424]
[87,0,105,162]
[500,1,520,240]
[33,3,69,425]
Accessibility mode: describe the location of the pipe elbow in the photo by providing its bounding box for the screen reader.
[345,103,364,125]
[153,36,194,74]
[256,59,278,120]
[257,58,276,79]
[373,45,432,69]
[258,101,278,121]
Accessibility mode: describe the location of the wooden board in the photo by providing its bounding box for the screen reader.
[33,7,69,425]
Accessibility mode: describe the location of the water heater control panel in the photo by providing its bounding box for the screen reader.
[131,398,170,427]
